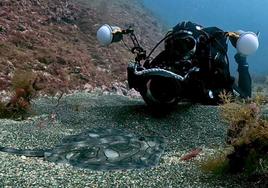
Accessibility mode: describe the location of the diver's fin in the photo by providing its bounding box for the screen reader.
[0,146,47,157]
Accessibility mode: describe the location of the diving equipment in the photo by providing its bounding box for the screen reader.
[96,22,258,106]
[237,32,259,56]
[97,24,123,46]
[165,30,197,60]
[228,31,259,56]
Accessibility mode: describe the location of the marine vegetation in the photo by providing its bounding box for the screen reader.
[0,70,41,119]
[202,91,268,175]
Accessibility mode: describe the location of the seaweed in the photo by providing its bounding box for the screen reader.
[200,150,231,175]
[202,91,268,175]
[0,70,41,120]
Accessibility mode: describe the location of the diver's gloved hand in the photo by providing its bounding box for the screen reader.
[234,53,252,98]
[234,53,249,71]
[234,53,248,66]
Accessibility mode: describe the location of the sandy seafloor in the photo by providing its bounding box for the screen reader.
[0,92,249,187]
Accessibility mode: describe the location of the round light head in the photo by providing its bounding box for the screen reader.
[97,24,113,46]
[236,32,259,56]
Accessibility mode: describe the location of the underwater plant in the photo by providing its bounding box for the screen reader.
[202,91,268,175]
[200,149,231,175]
[0,70,41,119]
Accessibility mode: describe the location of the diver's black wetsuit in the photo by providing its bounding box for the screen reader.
[171,21,252,100]
[127,21,252,106]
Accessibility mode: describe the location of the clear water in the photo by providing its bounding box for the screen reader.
[143,0,268,75]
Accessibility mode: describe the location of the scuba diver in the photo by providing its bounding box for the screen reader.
[141,21,253,105]
[97,21,259,106]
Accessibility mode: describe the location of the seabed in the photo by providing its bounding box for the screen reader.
[0,93,247,187]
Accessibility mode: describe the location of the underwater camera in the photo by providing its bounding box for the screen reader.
[97,24,259,106]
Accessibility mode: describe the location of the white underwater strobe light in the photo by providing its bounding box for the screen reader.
[97,24,123,46]
[236,32,259,56]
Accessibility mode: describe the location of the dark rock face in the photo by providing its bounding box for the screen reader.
[0,0,164,93]
[45,127,165,170]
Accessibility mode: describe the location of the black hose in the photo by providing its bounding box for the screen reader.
[146,33,173,60]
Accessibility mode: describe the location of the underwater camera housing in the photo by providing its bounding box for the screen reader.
[97,24,259,106]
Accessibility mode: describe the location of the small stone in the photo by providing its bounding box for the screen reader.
[127,89,141,98]
[17,24,26,32]
[101,85,108,91]
[66,153,75,160]
[121,88,128,96]
[73,66,81,73]
[147,141,156,147]
[104,149,119,159]
[100,138,109,144]
[84,83,93,92]
[0,25,6,32]
[89,133,99,138]
[103,91,109,95]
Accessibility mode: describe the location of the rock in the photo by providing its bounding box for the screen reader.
[56,56,67,65]
[0,25,6,32]
[101,85,108,91]
[6,60,15,70]
[17,23,26,32]
[261,105,268,120]
[121,88,128,96]
[73,66,81,74]
[96,66,108,73]
[116,89,124,96]
[93,87,103,94]
[103,91,109,95]
[0,90,11,102]
[78,74,89,82]
[83,83,93,92]
[110,82,141,97]
[0,76,11,91]
[0,0,165,95]
[127,89,141,98]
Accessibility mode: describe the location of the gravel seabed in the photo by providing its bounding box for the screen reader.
[0,92,247,187]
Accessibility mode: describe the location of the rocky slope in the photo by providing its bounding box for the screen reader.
[0,0,165,94]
